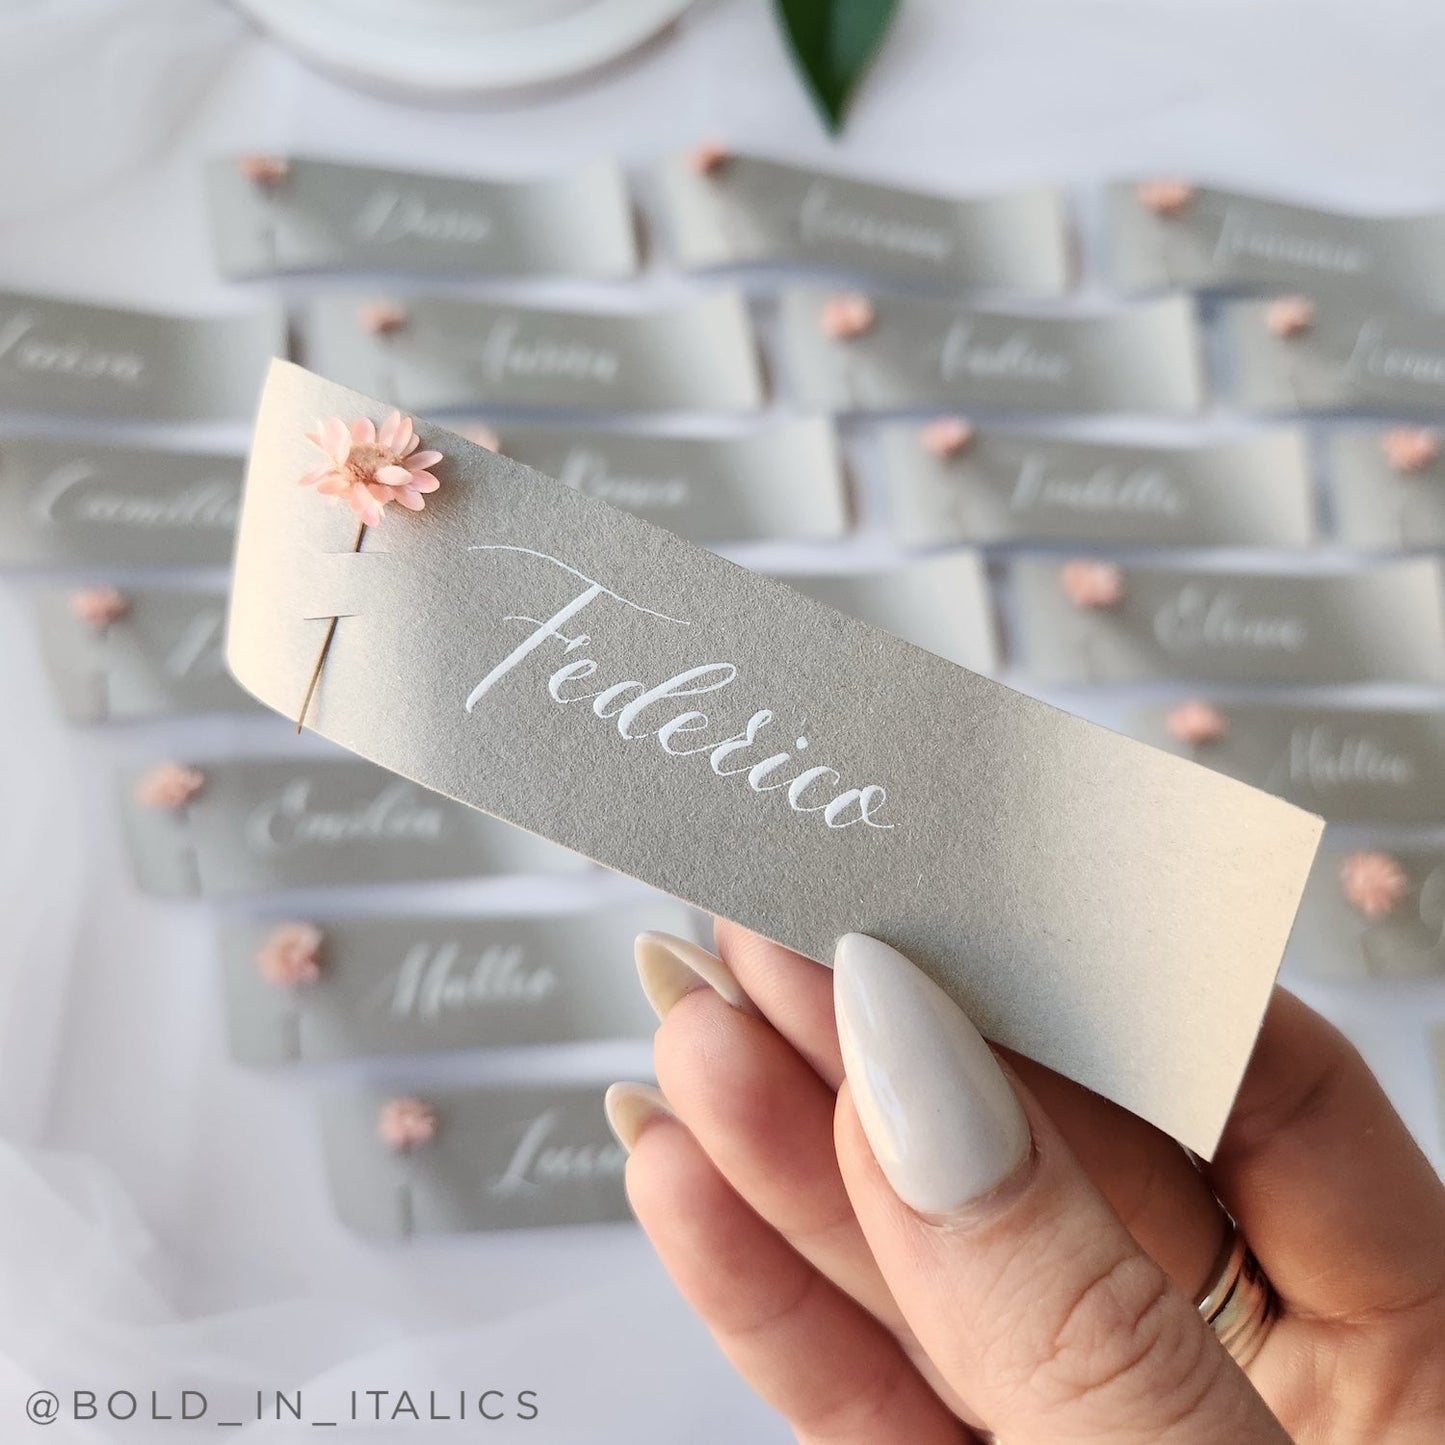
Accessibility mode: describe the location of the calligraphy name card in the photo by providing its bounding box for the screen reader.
[1327,425,1445,549]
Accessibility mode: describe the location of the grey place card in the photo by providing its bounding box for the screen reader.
[1012,558,1445,686]
[117,756,587,898]
[321,1084,629,1239]
[653,150,1070,294]
[1327,425,1445,549]
[883,425,1315,548]
[206,155,637,280]
[777,289,1204,415]
[299,291,764,414]
[0,290,284,422]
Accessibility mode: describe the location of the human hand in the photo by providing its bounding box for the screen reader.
[606,925,1445,1443]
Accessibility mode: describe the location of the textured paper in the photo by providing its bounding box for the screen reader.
[226,362,1324,1156]
[207,155,637,280]
[321,1084,629,1239]
[1327,426,1445,549]
[654,151,1069,294]
[0,290,283,421]
[35,588,255,721]
[779,555,998,675]
[117,757,586,898]
[1290,845,1445,982]
[1105,182,1445,304]
[487,419,846,542]
[1133,706,1445,824]
[221,904,697,1065]
[778,289,1204,415]
[1012,559,1445,686]
[884,426,1314,548]
[300,292,764,413]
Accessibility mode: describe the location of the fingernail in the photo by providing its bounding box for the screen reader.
[635,931,751,1020]
[833,933,1030,1214]
[604,1082,673,1152]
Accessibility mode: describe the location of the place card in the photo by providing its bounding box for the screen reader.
[1011,558,1445,685]
[321,1083,629,1238]
[221,903,697,1065]
[1105,181,1445,305]
[1132,705,1445,824]
[0,437,241,567]
[653,150,1069,294]
[117,756,587,898]
[0,290,284,422]
[34,587,256,721]
[1289,844,1445,981]
[224,362,1326,1156]
[483,419,847,542]
[1326,425,1445,549]
[882,425,1314,548]
[777,290,1204,415]
[299,292,764,414]
[206,155,637,280]
[778,555,998,674]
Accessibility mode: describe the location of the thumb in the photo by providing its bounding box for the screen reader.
[831,933,1287,1445]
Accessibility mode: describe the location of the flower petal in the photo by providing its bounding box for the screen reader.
[393,417,416,454]
[375,465,412,487]
[298,464,334,488]
[323,416,350,462]
[394,488,426,511]
[365,480,394,502]
[377,410,403,449]
[405,450,443,471]
[314,475,349,497]
[351,416,376,445]
[407,471,440,493]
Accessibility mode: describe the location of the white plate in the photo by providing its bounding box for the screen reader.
[232,0,696,100]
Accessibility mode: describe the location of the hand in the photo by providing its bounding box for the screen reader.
[606,925,1445,1443]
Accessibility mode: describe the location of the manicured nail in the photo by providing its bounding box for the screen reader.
[604,1082,674,1152]
[635,931,751,1020]
[833,933,1030,1214]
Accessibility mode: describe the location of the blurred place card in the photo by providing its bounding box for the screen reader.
[221,904,698,1066]
[1105,181,1445,305]
[321,1084,628,1239]
[35,587,255,722]
[777,290,1203,415]
[1012,558,1445,686]
[779,555,998,674]
[0,437,241,567]
[207,155,637,280]
[300,292,763,414]
[486,418,846,542]
[1290,844,1445,982]
[882,425,1314,548]
[1327,425,1445,549]
[0,290,283,422]
[1133,705,1445,824]
[653,150,1069,294]
[117,757,585,898]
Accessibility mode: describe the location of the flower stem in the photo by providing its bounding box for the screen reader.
[295,519,367,733]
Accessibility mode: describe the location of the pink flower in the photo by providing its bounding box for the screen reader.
[357,301,408,335]
[1339,850,1409,918]
[820,292,875,339]
[687,141,730,176]
[1381,427,1441,473]
[237,153,290,187]
[461,424,502,453]
[300,412,443,527]
[69,586,128,629]
[378,1097,437,1152]
[1266,296,1314,338]
[1060,559,1125,610]
[1165,699,1228,746]
[1136,178,1196,216]
[255,922,324,988]
[920,416,975,458]
[133,762,205,810]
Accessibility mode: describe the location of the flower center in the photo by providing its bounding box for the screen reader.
[344,442,399,483]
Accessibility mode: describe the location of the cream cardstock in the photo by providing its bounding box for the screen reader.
[0,290,284,421]
[207,155,637,280]
[226,362,1324,1156]
[1013,558,1445,686]
[300,292,764,413]
[883,426,1315,548]
[778,290,1204,414]
[653,151,1070,294]
[1327,426,1445,549]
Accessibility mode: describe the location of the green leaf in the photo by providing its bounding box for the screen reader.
[773,0,902,134]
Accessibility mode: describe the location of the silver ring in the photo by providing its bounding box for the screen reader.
[1195,1219,1278,1369]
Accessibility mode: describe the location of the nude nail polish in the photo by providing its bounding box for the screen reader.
[604,1082,673,1152]
[635,931,751,1019]
[833,933,1030,1214]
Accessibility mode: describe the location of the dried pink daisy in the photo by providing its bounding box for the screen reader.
[461,424,502,453]
[1165,699,1229,746]
[920,416,975,459]
[1381,426,1441,473]
[300,412,443,527]
[69,586,128,629]
[1339,850,1409,918]
[820,292,875,339]
[133,762,205,811]
[1266,296,1315,338]
[357,301,409,335]
[687,141,730,176]
[1136,178,1196,216]
[378,1097,437,1152]
[236,153,290,187]
[255,922,324,988]
[1060,559,1125,610]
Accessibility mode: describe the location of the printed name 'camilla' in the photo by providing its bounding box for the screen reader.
[462,547,895,832]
